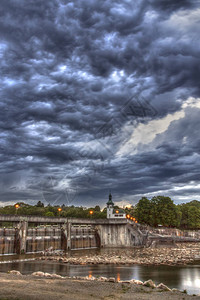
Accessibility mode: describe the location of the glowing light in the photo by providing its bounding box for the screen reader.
[116,210,119,214]
[58,208,62,212]
[15,204,19,209]
[88,271,93,278]
[89,210,93,215]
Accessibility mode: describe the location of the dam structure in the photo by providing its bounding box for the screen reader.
[1,214,200,255]
[1,195,200,255]
[0,215,146,255]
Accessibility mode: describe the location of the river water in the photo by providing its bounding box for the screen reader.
[0,255,200,295]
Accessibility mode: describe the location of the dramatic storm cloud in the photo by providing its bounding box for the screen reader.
[0,0,200,207]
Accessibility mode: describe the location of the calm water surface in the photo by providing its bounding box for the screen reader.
[0,259,200,295]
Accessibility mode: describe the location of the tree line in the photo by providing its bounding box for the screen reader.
[0,201,106,219]
[0,196,200,229]
[134,196,200,229]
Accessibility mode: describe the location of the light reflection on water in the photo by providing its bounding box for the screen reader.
[0,260,200,295]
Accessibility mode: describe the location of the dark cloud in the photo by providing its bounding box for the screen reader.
[0,0,199,207]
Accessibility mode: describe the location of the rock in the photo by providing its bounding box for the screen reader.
[85,276,96,281]
[44,273,52,277]
[131,279,143,285]
[172,288,180,292]
[143,279,156,288]
[31,271,45,277]
[98,276,107,281]
[119,280,131,284]
[157,283,172,291]
[50,274,62,279]
[108,277,115,282]
[9,270,21,275]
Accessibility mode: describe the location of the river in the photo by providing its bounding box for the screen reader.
[0,256,200,295]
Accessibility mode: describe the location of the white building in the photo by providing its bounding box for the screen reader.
[106,193,126,219]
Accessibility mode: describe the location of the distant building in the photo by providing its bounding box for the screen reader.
[106,193,126,219]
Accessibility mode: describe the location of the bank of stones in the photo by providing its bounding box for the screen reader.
[38,243,200,266]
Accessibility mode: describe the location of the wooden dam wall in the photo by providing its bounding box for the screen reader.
[0,223,100,255]
[0,216,134,255]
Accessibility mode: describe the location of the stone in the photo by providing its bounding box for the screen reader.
[143,279,156,288]
[98,276,107,281]
[50,274,63,279]
[108,277,115,282]
[31,271,45,277]
[44,273,52,277]
[131,279,143,285]
[85,276,96,281]
[9,270,21,275]
[157,283,172,291]
[172,288,180,292]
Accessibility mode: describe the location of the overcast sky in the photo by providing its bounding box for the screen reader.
[0,0,200,208]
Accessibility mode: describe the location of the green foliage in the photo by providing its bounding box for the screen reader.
[94,205,101,212]
[45,211,55,217]
[0,196,200,229]
[135,196,200,229]
[0,203,106,219]
[179,201,200,229]
[36,201,44,207]
[135,197,151,225]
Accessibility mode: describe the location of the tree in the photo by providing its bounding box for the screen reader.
[94,205,101,212]
[36,201,44,207]
[135,197,152,225]
[179,202,200,229]
[150,196,178,227]
[45,211,54,217]
[187,206,200,229]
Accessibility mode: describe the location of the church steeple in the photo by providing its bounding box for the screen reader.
[107,192,114,207]
[109,192,112,201]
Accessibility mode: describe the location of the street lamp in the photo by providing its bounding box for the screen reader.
[15,204,20,214]
[58,207,62,217]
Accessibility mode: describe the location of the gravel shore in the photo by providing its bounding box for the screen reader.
[0,272,199,300]
[38,242,200,266]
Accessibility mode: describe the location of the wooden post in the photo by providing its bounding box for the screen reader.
[61,223,67,252]
[18,219,28,254]
[66,221,71,250]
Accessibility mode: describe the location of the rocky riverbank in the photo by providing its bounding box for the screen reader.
[38,242,200,266]
[0,270,199,299]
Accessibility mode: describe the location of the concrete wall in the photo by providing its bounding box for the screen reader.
[0,215,128,225]
[96,223,147,247]
[140,225,200,239]
[96,224,128,247]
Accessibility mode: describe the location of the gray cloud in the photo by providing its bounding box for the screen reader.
[0,0,199,206]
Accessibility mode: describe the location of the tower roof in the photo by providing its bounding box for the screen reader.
[106,192,114,206]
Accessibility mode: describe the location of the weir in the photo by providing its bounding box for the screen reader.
[0,215,199,255]
[0,216,144,255]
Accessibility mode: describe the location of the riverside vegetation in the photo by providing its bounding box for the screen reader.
[1,196,200,230]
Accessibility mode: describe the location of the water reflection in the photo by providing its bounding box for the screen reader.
[181,267,200,295]
[0,261,200,295]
